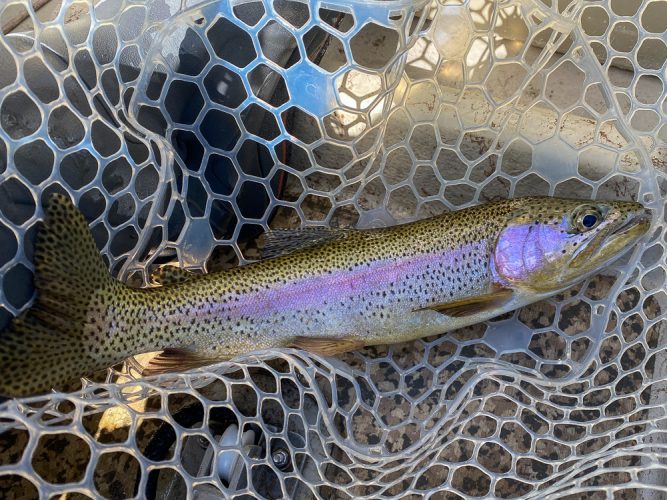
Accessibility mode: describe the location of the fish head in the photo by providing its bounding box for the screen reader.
[492,197,651,294]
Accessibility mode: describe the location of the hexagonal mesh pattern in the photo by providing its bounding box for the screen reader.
[0,0,666,498]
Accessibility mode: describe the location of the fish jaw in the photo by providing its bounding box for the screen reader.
[570,209,651,269]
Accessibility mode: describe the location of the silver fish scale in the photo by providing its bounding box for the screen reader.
[0,0,665,498]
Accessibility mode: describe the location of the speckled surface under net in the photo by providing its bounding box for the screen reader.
[0,0,666,498]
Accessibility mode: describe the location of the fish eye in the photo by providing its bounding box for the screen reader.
[582,214,597,227]
[574,207,602,232]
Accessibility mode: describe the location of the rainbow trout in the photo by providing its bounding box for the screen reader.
[0,195,650,396]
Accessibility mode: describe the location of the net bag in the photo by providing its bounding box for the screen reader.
[0,0,665,498]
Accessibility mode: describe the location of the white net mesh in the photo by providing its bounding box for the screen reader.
[0,0,666,498]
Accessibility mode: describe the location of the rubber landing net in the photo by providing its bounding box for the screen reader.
[0,0,666,498]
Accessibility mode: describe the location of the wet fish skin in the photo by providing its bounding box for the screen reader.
[0,195,650,396]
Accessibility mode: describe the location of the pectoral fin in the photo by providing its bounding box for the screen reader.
[292,336,365,356]
[142,348,219,376]
[418,288,513,318]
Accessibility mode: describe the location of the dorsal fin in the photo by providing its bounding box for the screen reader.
[149,265,200,287]
[261,227,352,259]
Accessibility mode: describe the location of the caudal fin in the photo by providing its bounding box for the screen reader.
[0,194,118,397]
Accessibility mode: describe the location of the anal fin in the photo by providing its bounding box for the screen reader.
[142,348,218,376]
[419,288,513,318]
[292,336,365,356]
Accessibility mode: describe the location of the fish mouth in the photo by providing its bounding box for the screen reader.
[570,210,651,269]
[607,210,652,243]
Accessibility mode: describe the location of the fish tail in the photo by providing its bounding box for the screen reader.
[0,194,120,397]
